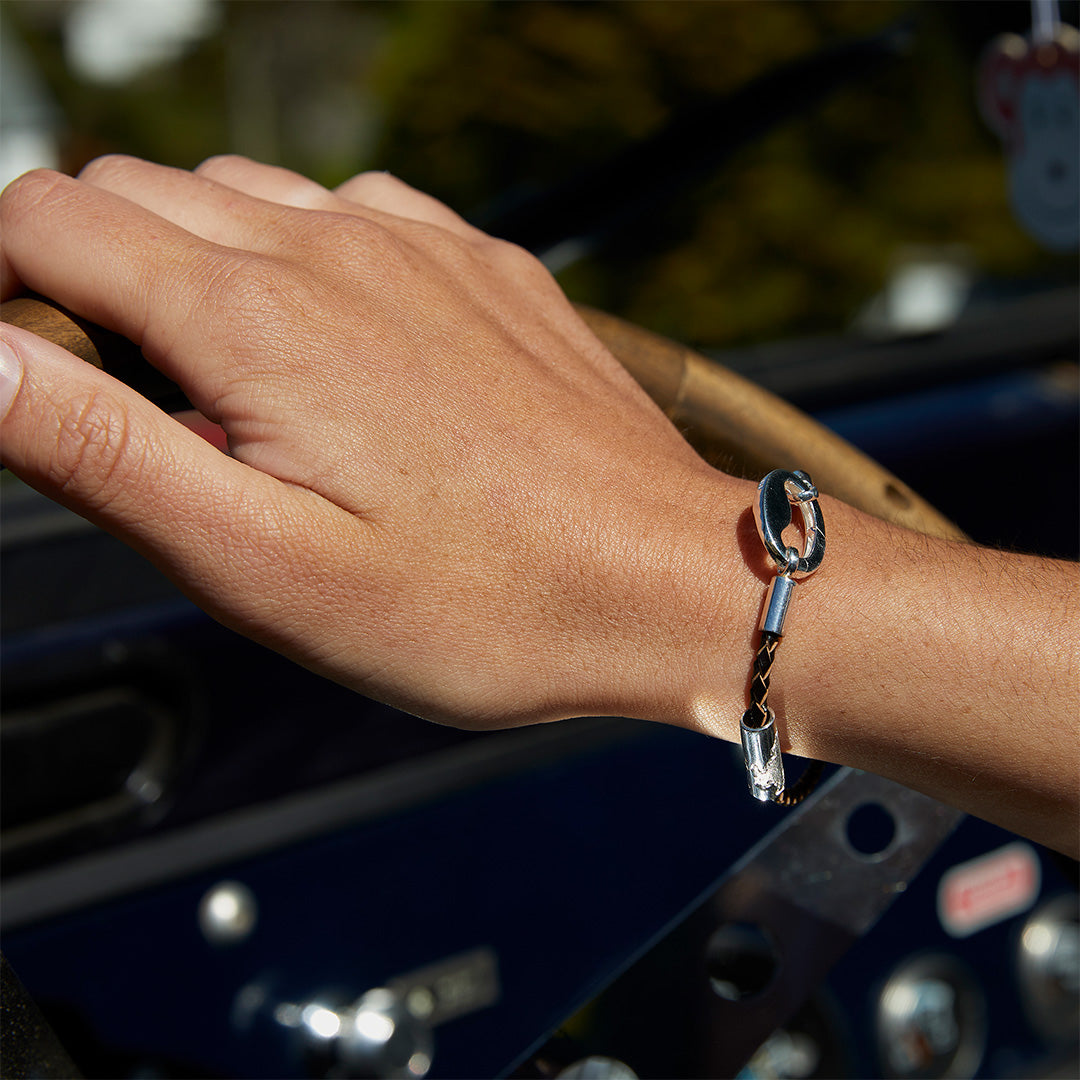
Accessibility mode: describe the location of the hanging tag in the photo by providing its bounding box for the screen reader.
[977,24,1079,251]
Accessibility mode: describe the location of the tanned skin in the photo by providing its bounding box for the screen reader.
[1,156,1076,855]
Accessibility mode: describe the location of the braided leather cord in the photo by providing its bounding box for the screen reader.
[747,629,823,806]
[774,756,824,807]
[747,631,780,729]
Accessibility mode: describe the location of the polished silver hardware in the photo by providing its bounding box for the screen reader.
[198,880,258,945]
[1017,894,1080,1042]
[876,955,985,1079]
[278,986,434,1079]
[754,470,826,578]
[760,573,797,636]
[742,1028,821,1080]
[740,709,785,802]
[337,988,433,1079]
[268,949,497,1078]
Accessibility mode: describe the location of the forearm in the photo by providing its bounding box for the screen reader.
[800,502,1078,856]
[640,480,1079,855]
[2,156,1075,856]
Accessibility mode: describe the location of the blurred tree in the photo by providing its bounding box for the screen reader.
[369,0,1077,345]
[3,0,1075,349]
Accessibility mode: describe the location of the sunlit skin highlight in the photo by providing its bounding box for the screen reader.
[0,155,1076,855]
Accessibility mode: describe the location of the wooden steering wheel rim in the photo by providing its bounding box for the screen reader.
[578,305,962,539]
[1,294,962,541]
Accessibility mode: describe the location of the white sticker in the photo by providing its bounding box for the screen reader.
[937,841,1041,939]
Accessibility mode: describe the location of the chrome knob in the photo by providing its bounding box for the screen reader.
[337,988,433,1079]
[1018,895,1080,1041]
[282,987,434,1079]
[876,956,984,1079]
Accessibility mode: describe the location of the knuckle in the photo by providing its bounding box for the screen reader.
[205,252,284,315]
[200,250,317,343]
[195,153,250,178]
[77,153,141,184]
[0,168,68,220]
[323,210,385,247]
[336,170,404,202]
[306,212,396,269]
[48,389,143,508]
[484,236,550,279]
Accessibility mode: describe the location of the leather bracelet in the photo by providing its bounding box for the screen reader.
[740,469,826,805]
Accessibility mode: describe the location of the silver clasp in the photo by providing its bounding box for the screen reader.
[754,469,826,579]
[741,708,785,801]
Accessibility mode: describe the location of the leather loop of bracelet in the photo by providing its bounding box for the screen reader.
[740,469,826,805]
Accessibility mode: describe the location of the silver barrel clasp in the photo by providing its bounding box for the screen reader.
[740,708,786,802]
[753,470,826,638]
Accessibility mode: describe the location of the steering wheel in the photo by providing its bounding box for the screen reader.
[1,294,962,543]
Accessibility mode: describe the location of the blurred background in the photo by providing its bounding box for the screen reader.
[1,3,1078,1079]
[2,0,1076,344]
[3,0,1077,549]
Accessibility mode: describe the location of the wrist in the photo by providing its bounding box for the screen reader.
[580,465,762,735]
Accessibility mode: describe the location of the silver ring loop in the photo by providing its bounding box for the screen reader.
[783,546,800,576]
[754,470,826,577]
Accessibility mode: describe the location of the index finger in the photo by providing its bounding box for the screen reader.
[1,169,258,408]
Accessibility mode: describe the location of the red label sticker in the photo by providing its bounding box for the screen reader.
[937,842,1041,938]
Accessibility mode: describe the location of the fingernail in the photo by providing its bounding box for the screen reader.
[0,333,25,421]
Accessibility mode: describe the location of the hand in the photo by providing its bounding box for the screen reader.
[0,156,757,730]
[3,156,1077,852]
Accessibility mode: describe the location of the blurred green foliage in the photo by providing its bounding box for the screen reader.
[5,0,1075,348]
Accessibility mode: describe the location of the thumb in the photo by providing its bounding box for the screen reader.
[0,323,332,630]
[0,329,24,422]
[1,321,238,536]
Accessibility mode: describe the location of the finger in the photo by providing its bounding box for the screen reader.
[0,319,260,551]
[77,155,428,272]
[1,249,21,301]
[1,170,205,344]
[0,321,373,672]
[82,156,485,276]
[195,154,341,211]
[79,154,302,251]
[1,174,26,299]
[0,168,289,405]
[197,155,484,242]
[334,171,486,240]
